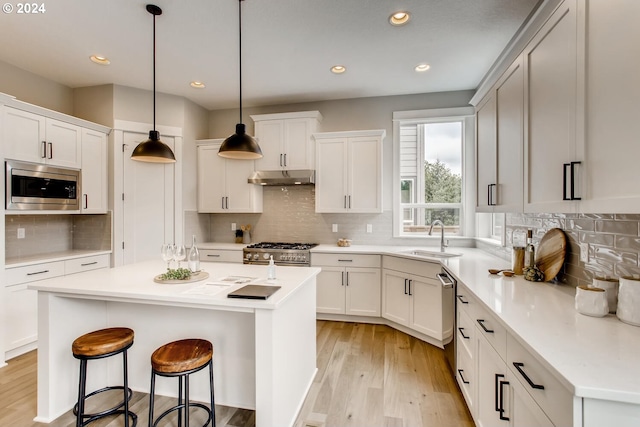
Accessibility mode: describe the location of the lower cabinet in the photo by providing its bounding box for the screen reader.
[382,256,448,342]
[4,254,109,358]
[200,249,243,263]
[312,253,381,316]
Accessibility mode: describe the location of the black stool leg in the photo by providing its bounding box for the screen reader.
[178,375,183,427]
[123,350,130,427]
[209,360,216,427]
[148,370,156,427]
[185,374,190,427]
[76,359,87,427]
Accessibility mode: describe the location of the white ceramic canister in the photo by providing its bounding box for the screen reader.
[575,285,609,317]
[617,276,640,326]
[591,277,619,313]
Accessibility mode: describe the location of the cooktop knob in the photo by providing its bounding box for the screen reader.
[253,254,259,260]
[263,253,270,260]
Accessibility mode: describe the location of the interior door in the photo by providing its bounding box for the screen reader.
[122,132,175,265]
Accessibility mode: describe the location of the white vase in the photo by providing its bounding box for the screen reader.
[591,277,619,313]
[617,276,640,326]
[575,285,608,317]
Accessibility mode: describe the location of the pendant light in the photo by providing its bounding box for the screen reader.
[131,4,177,164]
[218,0,263,159]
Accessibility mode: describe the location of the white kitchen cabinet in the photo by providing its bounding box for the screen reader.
[251,111,322,171]
[314,130,385,213]
[523,0,583,212]
[475,92,497,211]
[456,287,478,418]
[382,256,450,343]
[197,140,263,213]
[312,253,381,317]
[477,331,510,426]
[80,128,108,213]
[3,106,82,168]
[200,249,243,263]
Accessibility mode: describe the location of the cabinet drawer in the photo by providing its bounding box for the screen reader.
[200,249,243,263]
[456,343,475,414]
[312,253,381,268]
[474,302,507,360]
[457,308,476,359]
[507,333,573,427]
[382,255,440,279]
[65,254,109,275]
[5,261,65,286]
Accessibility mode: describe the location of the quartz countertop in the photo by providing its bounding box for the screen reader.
[28,259,320,311]
[312,244,640,405]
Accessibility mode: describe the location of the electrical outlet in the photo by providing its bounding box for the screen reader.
[366,224,373,233]
[231,223,237,231]
[17,228,25,239]
[332,224,338,233]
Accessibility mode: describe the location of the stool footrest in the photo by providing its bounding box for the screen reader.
[151,402,213,427]
[74,386,137,427]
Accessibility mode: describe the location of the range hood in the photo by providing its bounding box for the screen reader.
[248,170,315,186]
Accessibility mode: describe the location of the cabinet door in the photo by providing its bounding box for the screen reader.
[476,94,497,211]
[81,128,107,213]
[315,138,347,213]
[347,136,382,213]
[45,118,81,168]
[316,267,346,314]
[3,107,46,163]
[5,283,38,352]
[225,157,262,213]
[345,267,381,316]
[254,120,284,171]
[477,333,510,427]
[524,0,580,212]
[197,144,226,213]
[409,276,443,339]
[508,370,554,427]
[283,118,313,170]
[495,58,524,212]
[381,269,410,326]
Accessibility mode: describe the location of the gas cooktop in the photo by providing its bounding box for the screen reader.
[246,242,317,250]
[243,242,318,265]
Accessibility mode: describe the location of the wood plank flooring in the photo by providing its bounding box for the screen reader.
[0,321,473,427]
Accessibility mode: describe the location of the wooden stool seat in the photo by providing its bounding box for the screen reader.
[72,327,134,358]
[151,339,213,374]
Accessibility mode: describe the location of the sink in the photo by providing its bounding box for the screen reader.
[401,250,462,258]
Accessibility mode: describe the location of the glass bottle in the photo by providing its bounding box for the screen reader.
[187,235,200,272]
[525,229,535,268]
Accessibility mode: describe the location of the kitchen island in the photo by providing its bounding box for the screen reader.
[28,260,320,427]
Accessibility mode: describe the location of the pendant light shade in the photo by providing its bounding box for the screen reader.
[131,4,176,164]
[218,0,263,160]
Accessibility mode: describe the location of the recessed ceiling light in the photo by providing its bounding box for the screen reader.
[331,65,346,74]
[415,63,431,72]
[90,55,110,65]
[389,11,410,26]
[190,81,206,88]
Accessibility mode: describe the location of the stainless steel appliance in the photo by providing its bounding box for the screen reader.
[438,267,457,374]
[5,160,80,211]
[243,242,318,266]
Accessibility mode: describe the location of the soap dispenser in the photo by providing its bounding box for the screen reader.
[267,255,276,280]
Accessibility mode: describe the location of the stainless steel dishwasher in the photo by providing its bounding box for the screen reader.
[438,267,456,375]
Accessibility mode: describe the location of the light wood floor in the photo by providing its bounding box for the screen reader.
[0,321,473,427]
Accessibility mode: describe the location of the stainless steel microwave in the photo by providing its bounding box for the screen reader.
[5,160,80,211]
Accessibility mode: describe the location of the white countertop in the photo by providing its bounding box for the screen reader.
[28,259,320,311]
[312,244,640,405]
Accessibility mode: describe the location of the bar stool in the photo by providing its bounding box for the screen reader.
[148,338,216,427]
[72,327,137,427]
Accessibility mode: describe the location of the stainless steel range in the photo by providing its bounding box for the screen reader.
[243,242,317,266]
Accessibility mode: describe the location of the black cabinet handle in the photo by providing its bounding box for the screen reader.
[27,270,50,276]
[408,279,412,296]
[563,161,582,201]
[280,153,283,167]
[494,373,502,412]
[513,362,545,390]
[457,295,469,304]
[342,271,345,286]
[344,195,347,209]
[48,142,53,159]
[41,141,47,158]
[345,271,349,286]
[206,254,221,258]
[477,319,494,333]
[488,183,497,206]
[83,194,88,209]
[284,153,287,167]
[404,278,408,295]
[458,327,469,339]
[499,378,510,421]
[458,369,469,385]
[80,261,98,267]
[337,259,353,262]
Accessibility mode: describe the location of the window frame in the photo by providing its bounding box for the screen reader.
[392,107,475,238]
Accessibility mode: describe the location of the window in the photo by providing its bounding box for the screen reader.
[393,107,474,237]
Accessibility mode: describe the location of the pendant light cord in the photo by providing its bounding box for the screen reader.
[153,11,157,132]
[238,0,243,125]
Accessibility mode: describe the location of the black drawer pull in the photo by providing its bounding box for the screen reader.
[206,254,221,257]
[477,319,494,333]
[458,327,469,339]
[80,262,98,267]
[456,295,469,304]
[337,259,353,262]
[27,270,50,276]
[513,362,545,390]
[458,369,470,385]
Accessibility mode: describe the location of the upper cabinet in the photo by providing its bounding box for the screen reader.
[314,130,385,213]
[3,107,82,169]
[80,128,108,213]
[197,139,263,213]
[251,111,322,171]
[475,93,497,211]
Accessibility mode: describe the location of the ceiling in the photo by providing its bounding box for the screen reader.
[0,0,541,110]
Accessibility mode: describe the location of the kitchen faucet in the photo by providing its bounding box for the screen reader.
[428,220,448,252]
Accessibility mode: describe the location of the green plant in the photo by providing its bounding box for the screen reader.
[159,268,192,281]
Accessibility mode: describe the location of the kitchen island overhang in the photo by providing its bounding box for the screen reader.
[29,260,320,427]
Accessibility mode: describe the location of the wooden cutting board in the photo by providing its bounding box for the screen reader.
[535,228,567,282]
